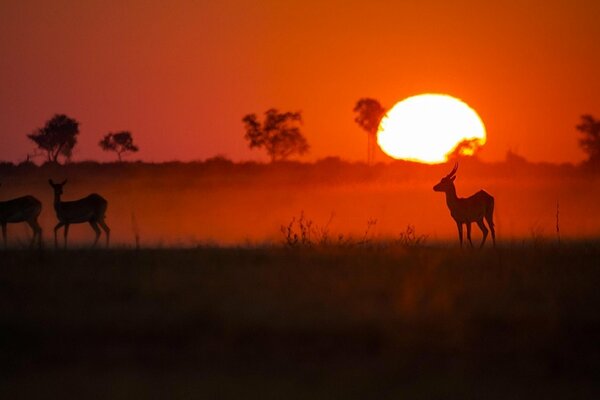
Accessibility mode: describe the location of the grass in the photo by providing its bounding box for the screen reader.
[1,244,599,398]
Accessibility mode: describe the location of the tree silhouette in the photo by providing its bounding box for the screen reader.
[99,131,139,161]
[447,138,483,160]
[242,109,309,162]
[27,114,80,164]
[353,98,386,164]
[576,114,600,165]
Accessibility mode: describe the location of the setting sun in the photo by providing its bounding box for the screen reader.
[377,94,486,164]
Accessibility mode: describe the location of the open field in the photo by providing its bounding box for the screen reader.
[1,160,600,247]
[1,243,599,398]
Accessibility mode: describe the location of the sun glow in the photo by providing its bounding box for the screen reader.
[377,94,486,164]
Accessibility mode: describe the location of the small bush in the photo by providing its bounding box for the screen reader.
[396,224,428,248]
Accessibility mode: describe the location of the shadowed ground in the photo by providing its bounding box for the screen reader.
[1,244,599,398]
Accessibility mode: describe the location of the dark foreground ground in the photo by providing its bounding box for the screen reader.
[1,244,599,399]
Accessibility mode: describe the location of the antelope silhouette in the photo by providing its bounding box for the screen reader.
[433,163,495,248]
[49,179,110,248]
[0,183,42,248]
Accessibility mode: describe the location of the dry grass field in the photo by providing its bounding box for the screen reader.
[1,244,599,399]
[1,160,599,397]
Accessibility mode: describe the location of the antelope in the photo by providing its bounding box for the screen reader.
[49,179,110,248]
[0,183,42,248]
[433,163,496,248]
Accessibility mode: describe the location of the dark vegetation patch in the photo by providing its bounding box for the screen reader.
[1,244,599,398]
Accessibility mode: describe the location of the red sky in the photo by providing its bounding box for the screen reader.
[1,0,600,164]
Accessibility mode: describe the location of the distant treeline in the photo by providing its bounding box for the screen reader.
[0,155,588,187]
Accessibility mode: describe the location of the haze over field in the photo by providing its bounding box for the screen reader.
[0,160,597,247]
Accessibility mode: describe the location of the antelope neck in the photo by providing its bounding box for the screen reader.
[444,184,458,209]
[53,192,63,213]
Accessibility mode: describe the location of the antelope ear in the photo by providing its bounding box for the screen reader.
[450,176,456,182]
[61,179,67,185]
[49,179,54,186]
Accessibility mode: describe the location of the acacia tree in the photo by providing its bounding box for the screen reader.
[447,138,484,160]
[99,131,139,161]
[27,114,80,164]
[353,98,386,164]
[576,114,600,165]
[242,109,309,162]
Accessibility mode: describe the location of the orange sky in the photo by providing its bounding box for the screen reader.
[1,0,600,164]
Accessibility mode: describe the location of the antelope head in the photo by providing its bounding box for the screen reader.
[433,163,458,192]
[48,179,68,195]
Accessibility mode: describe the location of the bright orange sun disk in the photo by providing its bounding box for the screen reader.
[377,94,486,164]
